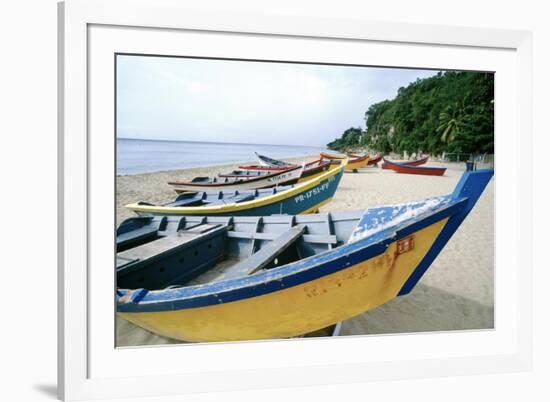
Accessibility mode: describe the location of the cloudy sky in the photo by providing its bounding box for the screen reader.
[116,55,438,147]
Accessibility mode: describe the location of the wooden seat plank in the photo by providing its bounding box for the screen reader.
[117,224,226,269]
[226,230,336,244]
[222,225,306,279]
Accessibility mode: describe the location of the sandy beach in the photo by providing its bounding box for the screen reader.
[116,156,494,346]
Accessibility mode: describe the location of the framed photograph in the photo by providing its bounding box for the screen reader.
[58,0,532,400]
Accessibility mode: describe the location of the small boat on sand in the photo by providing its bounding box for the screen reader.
[222,159,337,183]
[168,164,304,193]
[349,152,383,166]
[254,152,295,167]
[382,158,446,176]
[381,155,429,169]
[367,153,383,166]
[126,160,346,216]
[320,152,370,172]
[117,169,493,342]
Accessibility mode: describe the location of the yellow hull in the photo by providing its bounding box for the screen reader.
[320,152,369,171]
[118,218,448,342]
[345,157,370,171]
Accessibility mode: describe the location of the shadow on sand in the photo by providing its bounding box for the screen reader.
[340,283,494,336]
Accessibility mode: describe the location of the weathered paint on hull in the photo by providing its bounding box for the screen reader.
[118,218,448,342]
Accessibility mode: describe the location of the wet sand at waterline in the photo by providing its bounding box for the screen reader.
[116,156,494,346]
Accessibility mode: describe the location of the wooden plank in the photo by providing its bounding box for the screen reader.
[249,217,263,256]
[222,225,306,279]
[117,226,158,247]
[117,224,226,266]
[226,230,336,244]
[116,255,139,269]
[182,223,222,234]
[326,212,334,250]
[303,234,337,244]
[226,231,279,241]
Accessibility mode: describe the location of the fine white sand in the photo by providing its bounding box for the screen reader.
[116,157,494,346]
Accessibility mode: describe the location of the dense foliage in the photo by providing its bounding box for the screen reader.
[326,71,494,155]
[326,127,363,151]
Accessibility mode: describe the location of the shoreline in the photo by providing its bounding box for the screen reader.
[116,154,322,177]
[116,158,494,346]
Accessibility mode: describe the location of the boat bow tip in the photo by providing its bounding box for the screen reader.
[451,169,494,208]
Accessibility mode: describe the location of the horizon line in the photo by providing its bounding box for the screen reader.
[117,137,326,148]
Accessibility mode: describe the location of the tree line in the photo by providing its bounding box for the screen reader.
[327,71,494,156]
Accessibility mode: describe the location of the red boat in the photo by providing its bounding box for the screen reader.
[382,158,446,176]
[381,155,429,169]
[367,153,383,166]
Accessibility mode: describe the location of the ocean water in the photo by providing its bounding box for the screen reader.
[117,138,326,175]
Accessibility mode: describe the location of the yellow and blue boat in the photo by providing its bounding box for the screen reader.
[126,159,346,216]
[116,169,493,342]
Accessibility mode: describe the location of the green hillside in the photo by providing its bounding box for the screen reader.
[327,71,494,155]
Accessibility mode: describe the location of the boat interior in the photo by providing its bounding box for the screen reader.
[116,212,363,291]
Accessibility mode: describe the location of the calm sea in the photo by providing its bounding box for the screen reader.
[117,138,327,175]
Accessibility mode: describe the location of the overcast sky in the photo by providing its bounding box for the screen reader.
[116,55,438,147]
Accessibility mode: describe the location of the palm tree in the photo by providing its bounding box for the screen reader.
[437,102,463,145]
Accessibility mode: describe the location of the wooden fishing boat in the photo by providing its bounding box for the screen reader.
[254,152,294,167]
[167,164,304,194]
[349,152,383,166]
[125,160,346,216]
[320,152,369,172]
[117,169,493,342]
[382,158,446,176]
[367,153,383,166]
[238,155,311,171]
[221,159,337,183]
[381,155,429,169]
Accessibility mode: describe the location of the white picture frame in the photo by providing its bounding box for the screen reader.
[58,0,533,400]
